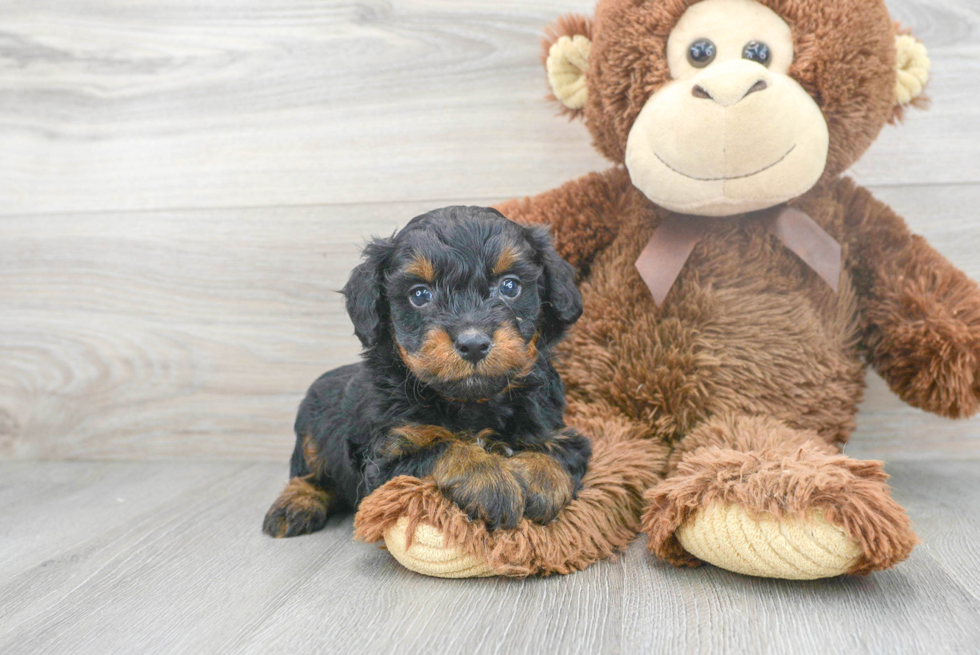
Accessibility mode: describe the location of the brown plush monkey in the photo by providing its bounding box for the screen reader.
[355,0,968,580]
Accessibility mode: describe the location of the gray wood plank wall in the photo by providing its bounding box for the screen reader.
[2,0,979,462]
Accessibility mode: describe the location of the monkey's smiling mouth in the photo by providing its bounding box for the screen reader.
[655,144,797,182]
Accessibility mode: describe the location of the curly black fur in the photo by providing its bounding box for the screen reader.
[263,206,591,537]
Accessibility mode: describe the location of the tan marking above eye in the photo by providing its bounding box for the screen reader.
[493,245,520,276]
[404,255,435,282]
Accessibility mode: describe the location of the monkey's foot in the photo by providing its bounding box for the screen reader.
[673,504,862,579]
[642,418,917,579]
[384,517,495,579]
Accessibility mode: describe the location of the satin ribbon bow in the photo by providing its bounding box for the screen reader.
[634,206,842,306]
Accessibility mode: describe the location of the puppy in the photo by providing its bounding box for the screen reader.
[263,206,591,538]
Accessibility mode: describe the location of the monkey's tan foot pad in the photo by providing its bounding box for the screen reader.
[384,516,495,579]
[675,504,862,580]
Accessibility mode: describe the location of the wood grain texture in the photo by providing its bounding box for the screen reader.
[0,0,976,216]
[0,0,607,215]
[0,460,977,654]
[3,188,980,461]
[2,2,979,653]
[2,0,980,462]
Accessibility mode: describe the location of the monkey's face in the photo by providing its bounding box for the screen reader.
[544,0,922,202]
[624,0,829,217]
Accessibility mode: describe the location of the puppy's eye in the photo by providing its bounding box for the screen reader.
[409,286,433,307]
[499,278,521,299]
[742,41,771,67]
[688,39,716,68]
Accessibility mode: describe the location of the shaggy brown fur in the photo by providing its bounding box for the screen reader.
[356,0,969,577]
[498,168,631,274]
[839,179,980,418]
[641,415,918,573]
[354,416,664,576]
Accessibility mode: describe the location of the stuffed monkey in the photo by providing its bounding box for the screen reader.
[355,0,969,581]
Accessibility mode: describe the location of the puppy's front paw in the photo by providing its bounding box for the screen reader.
[262,476,333,538]
[506,452,574,524]
[444,479,525,531]
[433,443,524,530]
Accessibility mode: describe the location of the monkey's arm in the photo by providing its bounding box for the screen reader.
[495,167,631,273]
[839,178,980,418]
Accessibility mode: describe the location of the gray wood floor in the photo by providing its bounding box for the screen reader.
[0,459,978,654]
[2,0,980,653]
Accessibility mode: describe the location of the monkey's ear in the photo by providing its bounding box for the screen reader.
[542,14,593,118]
[342,236,395,349]
[891,28,931,123]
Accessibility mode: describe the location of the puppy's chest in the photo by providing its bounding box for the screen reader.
[406,399,518,442]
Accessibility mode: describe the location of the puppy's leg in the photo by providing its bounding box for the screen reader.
[263,434,337,538]
[263,475,336,538]
[430,441,525,530]
[507,428,592,524]
[377,426,525,530]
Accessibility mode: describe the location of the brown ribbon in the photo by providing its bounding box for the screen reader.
[634,206,841,306]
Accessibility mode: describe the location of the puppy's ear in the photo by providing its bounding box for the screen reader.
[526,225,582,343]
[342,236,395,349]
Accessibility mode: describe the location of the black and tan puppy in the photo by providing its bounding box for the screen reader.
[263,206,591,538]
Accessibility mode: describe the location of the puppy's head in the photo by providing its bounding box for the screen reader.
[342,206,581,402]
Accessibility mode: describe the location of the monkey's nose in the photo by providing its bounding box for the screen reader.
[455,330,493,364]
[692,63,772,107]
[693,80,767,103]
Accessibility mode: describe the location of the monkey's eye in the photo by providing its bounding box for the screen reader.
[409,285,433,307]
[499,278,522,299]
[687,39,717,68]
[742,41,771,67]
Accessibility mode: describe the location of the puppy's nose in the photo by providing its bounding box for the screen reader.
[455,330,493,364]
